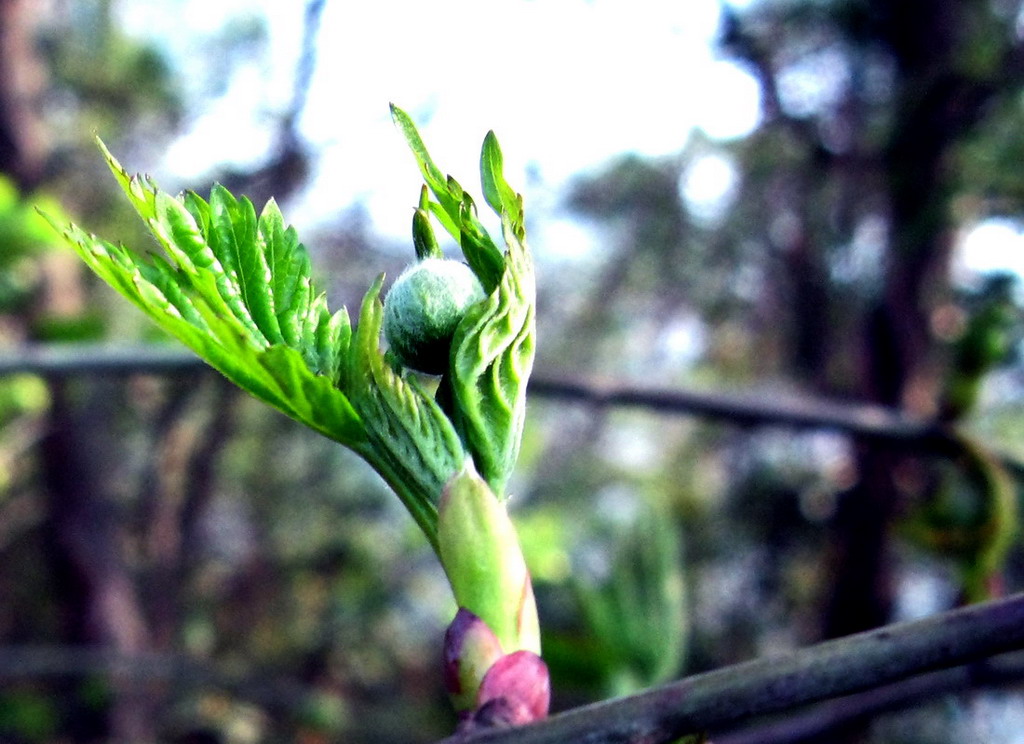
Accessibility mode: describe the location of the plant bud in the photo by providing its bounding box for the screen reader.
[443,608,505,714]
[474,649,550,726]
[382,258,485,374]
[412,207,443,261]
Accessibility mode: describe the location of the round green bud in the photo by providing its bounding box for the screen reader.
[383,258,486,374]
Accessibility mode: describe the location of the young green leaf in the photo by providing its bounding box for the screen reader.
[348,275,468,548]
[574,505,687,691]
[391,104,506,292]
[389,110,536,496]
[457,198,506,293]
[257,198,313,348]
[59,115,539,581]
[450,213,536,497]
[207,185,283,345]
[96,136,159,222]
[412,207,443,261]
[151,189,267,346]
[49,144,368,452]
[389,103,461,227]
[480,131,520,222]
[424,199,462,251]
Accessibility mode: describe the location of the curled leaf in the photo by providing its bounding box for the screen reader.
[450,213,536,497]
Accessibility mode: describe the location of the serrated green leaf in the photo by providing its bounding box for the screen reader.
[300,293,330,356]
[100,145,270,354]
[258,199,312,346]
[314,305,351,385]
[326,308,352,384]
[183,190,212,229]
[208,185,283,344]
[97,136,159,222]
[52,222,143,309]
[137,254,207,329]
[348,275,467,549]
[450,213,536,496]
[59,220,366,447]
[150,191,268,346]
[50,142,369,454]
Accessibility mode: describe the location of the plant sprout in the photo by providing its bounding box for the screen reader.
[47,104,547,730]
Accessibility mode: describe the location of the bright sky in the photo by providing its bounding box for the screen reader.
[957,221,1024,282]
[120,0,759,247]
[119,0,1019,277]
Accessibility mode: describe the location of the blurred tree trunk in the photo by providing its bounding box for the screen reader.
[0,1,156,740]
[142,377,237,651]
[823,0,1007,639]
[0,0,48,189]
[39,382,155,743]
[32,264,158,744]
[33,278,156,742]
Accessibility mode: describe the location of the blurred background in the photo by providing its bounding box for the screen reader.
[2,0,1024,742]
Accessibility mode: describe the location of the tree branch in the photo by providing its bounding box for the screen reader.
[4,346,1020,476]
[530,375,933,441]
[714,655,1024,744]
[0,345,932,437]
[0,344,208,377]
[433,593,1024,744]
[0,644,315,713]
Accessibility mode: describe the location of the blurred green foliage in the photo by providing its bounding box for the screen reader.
[539,503,687,697]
